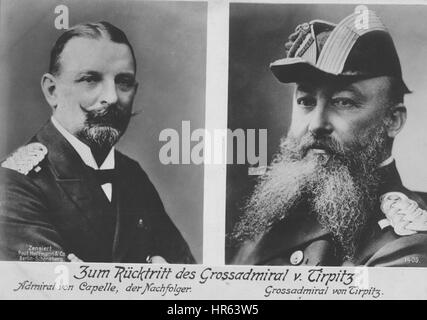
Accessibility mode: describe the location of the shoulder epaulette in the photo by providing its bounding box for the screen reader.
[379,192,427,236]
[1,142,47,175]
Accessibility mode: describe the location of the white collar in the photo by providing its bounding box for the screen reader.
[51,116,115,170]
[379,156,394,168]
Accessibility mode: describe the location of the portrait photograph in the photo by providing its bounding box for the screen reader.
[0,0,206,264]
[226,3,427,267]
[2,0,427,303]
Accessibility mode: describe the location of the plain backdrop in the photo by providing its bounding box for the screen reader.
[0,0,206,262]
[226,3,427,261]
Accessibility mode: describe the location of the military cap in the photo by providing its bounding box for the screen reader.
[270,9,410,93]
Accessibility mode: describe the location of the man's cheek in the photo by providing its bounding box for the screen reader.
[57,95,76,110]
[328,120,357,143]
[65,86,100,111]
[77,95,100,111]
[287,123,306,140]
[118,93,135,109]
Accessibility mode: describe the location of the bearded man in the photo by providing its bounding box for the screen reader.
[0,22,194,263]
[232,10,427,266]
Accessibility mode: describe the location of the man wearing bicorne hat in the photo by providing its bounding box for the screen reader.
[232,9,427,266]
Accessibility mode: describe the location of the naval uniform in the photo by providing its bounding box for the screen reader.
[0,119,195,263]
[232,161,427,267]
[230,9,427,266]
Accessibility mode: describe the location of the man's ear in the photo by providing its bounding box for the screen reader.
[41,73,59,109]
[385,103,407,138]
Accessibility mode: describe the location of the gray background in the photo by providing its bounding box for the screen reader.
[226,3,427,261]
[0,0,206,262]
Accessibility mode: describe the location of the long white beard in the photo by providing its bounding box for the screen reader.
[232,125,388,259]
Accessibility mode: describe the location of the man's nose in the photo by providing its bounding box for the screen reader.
[100,80,118,105]
[308,103,333,137]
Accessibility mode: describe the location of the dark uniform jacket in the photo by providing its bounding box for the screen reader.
[0,121,195,263]
[232,162,427,267]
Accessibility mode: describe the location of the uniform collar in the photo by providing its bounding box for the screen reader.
[379,156,394,168]
[51,116,115,170]
[376,160,403,196]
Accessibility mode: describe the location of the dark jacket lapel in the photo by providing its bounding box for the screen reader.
[234,207,330,265]
[111,152,150,261]
[35,121,114,245]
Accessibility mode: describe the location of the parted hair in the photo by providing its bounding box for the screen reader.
[49,21,136,75]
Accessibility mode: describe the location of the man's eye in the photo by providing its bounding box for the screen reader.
[79,75,99,84]
[116,77,135,90]
[296,97,316,107]
[332,98,357,109]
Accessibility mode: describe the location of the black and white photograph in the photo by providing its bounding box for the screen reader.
[0,0,206,264]
[1,0,427,302]
[226,3,427,267]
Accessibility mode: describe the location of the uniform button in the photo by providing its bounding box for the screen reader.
[290,250,304,265]
[138,218,144,228]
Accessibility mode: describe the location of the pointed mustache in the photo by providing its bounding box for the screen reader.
[79,103,137,127]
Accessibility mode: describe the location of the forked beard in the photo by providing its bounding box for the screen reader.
[232,124,389,260]
[76,104,132,151]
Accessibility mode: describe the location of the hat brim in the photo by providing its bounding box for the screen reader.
[270,58,411,94]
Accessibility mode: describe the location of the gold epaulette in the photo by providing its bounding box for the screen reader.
[379,192,427,236]
[1,142,47,175]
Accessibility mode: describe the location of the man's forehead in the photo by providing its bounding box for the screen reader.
[58,37,135,74]
[295,76,393,96]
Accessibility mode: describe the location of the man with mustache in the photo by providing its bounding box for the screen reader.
[232,10,427,266]
[0,22,194,263]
